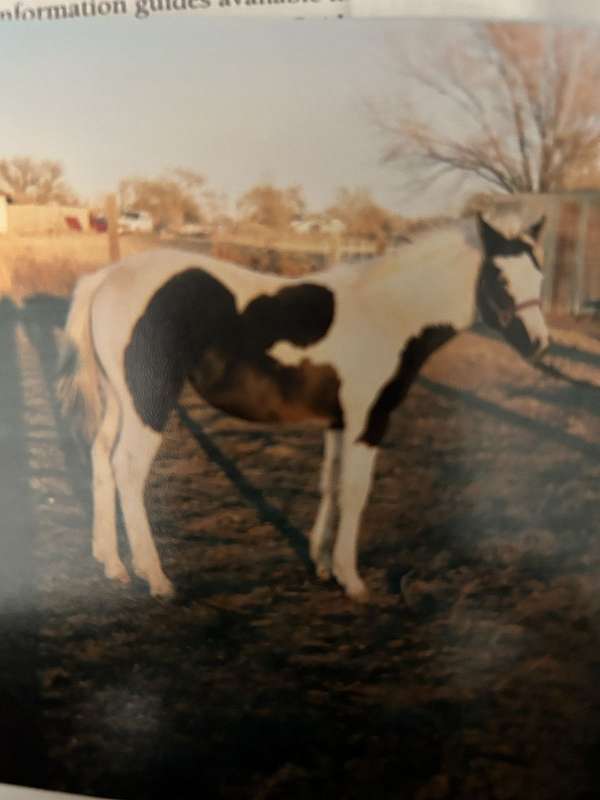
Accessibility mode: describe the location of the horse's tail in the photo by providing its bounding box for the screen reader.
[56,267,110,442]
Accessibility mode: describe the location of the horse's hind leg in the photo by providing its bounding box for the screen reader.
[310,428,342,579]
[91,380,128,583]
[332,435,378,601]
[111,405,174,598]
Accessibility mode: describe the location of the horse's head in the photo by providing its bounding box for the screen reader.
[476,213,549,361]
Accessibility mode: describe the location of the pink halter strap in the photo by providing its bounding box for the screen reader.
[514,298,541,313]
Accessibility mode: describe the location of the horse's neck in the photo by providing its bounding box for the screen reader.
[358,223,482,336]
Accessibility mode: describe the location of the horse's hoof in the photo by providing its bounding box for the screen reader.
[93,544,110,565]
[315,560,332,581]
[334,566,370,603]
[149,577,176,599]
[104,560,131,584]
[96,548,131,584]
[345,581,370,603]
[132,561,174,599]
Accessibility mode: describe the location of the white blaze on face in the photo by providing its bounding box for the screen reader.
[495,254,549,352]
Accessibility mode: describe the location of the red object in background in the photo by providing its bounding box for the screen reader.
[65,216,83,232]
[89,213,108,233]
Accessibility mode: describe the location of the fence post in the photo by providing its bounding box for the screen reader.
[541,195,561,313]
[105,194,120,262]
[572,198,590,317]
[0,195,7,235]
[330,235,341,266]
[212,228,223,259]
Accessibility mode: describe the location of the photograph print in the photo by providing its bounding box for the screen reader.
[0,12,599,800]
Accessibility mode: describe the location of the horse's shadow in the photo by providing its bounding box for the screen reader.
[549,340,600,371]
[176,404,313,570]
[504,382,600,417]
[473,322,600,370]
[19,295,93,497]
[20,293,70,335]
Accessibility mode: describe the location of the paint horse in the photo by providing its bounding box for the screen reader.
[58,212,548,601]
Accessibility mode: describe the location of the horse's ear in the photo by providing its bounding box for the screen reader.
[527,215,546,242]
[476,213,507,255]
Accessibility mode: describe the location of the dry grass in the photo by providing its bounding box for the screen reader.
[0,233,159,301]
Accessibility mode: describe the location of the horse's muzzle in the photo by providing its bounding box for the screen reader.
[530,339,550,363]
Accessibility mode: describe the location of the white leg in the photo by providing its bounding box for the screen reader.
[333,437,378,601]
[111,409,174,598]
[310,428,343,580]
[91,384,129,584]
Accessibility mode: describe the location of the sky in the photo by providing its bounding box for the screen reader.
[0,14,475,216]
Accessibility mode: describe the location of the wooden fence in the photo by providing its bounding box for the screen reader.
[485,191,600,316]
[211,232,380,269]
[541,192,600,316]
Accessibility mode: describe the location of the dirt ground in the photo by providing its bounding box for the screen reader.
[2,305,600,800]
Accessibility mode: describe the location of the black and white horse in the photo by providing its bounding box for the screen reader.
[58,212,548,601]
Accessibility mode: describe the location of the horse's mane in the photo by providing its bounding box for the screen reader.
[358,216,481,286]
[355,208,541,287]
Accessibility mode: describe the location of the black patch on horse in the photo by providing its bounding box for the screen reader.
[476,260,542,359]
[124,268,338,431]
[241,284,334,350]
[475,214,546,359]
[359,324,456,447]
[477,261,514,329]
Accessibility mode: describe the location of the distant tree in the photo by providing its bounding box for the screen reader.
[328,187,393,243]
[202,188,231,226]
[171,168,206,194]
[370,22,600,195]
[0,157,78,204]
[461,191,505,217]
[119,170,205,229]
[237,184,306,230]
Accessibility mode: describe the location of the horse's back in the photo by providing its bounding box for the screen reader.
[81,250,345,431]
[95,248,285,309]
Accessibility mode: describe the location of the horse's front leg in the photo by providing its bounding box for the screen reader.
[332,435,378,601]
[310,428,343,579]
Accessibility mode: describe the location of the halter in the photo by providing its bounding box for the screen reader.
[487,296,542,329]
[514,298,542,313]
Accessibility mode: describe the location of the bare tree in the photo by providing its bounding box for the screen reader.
[237,184,306,230]
[370,22,600,195]
[0,157,78,204]
[201,189,230,226]
[327,187,393,243]
[119,170,205,229]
